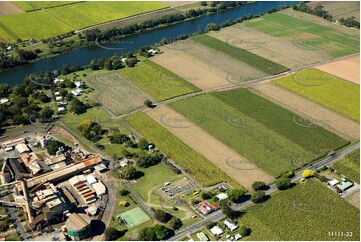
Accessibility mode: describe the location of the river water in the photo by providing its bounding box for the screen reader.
[0,1,297,85]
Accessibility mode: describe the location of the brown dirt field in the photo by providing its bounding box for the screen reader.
[157,39,267,86]
[208,25,329,69]
[315,55,360,85]
[145,105,274,190]
[151,48,231,90]
[344,190,360,209]
[252,82,360,140]
[163,1,196,7]
[307,1,360,21]
[0,2,24,15]
[50,126,89,154]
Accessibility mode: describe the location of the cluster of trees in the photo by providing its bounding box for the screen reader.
[0,48,38,71]
[275,178,292,190]
[138,224,172,241]
[136,151,163,168]
[109,132,129,144]
[294,3,360,29]
[69,98,87,114]
[45,140,65,155]
[89,55,134,71]
[227,188,246,203]
[78,119,104,142]
[153,209,183,230]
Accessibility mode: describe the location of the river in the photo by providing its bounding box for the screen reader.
[0,1,297,85]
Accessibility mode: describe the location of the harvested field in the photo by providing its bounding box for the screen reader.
[151,46,231,89]
[123,112,240,187]
[244,10,359,58]
[332,149,360,184]
[344,190,360,209]
[252,82,359,140]
[0,2,24,15]
[315,55,360,85]
[273,69,360,122]
[307,1,360,21]
[191,35,289,75]
[159,39,267,85]
[86,72,155,116]
[118,59,200,101]
[208,24,328,69]
[163,1,196,7]
[146,105,274,190]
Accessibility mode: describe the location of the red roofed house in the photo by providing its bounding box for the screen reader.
[198,201,219,215]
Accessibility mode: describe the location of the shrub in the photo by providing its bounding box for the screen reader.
[252,181,266,191]
[281,170,294,178]
[119,189,129,196]
[169,217,183,230]
[239,225,251,237]
[302,169,315,179]
[251,191,267,203]
[201,192,213,200]
[276,178,292,190]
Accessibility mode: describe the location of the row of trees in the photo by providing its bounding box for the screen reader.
[294,2,360,29]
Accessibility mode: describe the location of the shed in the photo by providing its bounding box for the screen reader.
[210,226,224,236]
[216,193,228,200]
[337,181,354,192]
[197,232,209,241]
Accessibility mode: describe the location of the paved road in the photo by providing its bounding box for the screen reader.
[169,143,359,241]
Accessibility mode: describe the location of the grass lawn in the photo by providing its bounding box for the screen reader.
[132,163,184,201]
[239,179,360,240]
[273,69,360,122]
[243,11,359,58]
[170,91,347,177]
[332,149,360,183]
[123,112,239,187]
[191,34,289,75]
[86,72,155,116]
[13,1,81,11]
[47,1,169,29]
[0,10,73,42]
[118,59,200,101]
[5,233,22,241]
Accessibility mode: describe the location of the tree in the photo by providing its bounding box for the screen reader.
[45,140,65,155]
[137,138,150,150]
[38,92,50,103]
[109,133,129,144]
[154,209,172,223]
[281,170,294,178]
[119,189,129,196]
[206,23,221,31]
[251,191,267,203]
[121,166,137,180]
[144,99,153,107]
[201,192,212,200]
[302,169,315,179]
[252,181,266,191]
[39,107,53,121]
[69,98,87,114]
[219,200,236,219]
[275,178,292,190]
[239,225,251,237]
[227,189,246,203]
[104,227,126,241]
[59,89,68,96]
[169,217,182,230]
[125,58,137,67]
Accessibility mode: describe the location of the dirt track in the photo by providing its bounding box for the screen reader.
[0,2,24,15]
[145,105,274,190]
[252,83,360,140]
[315,55,360,85]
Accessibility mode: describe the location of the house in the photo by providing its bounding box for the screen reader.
[58,107,66,113]
[121,58,127,63]
[54,91,60,96]
[71,88,83,96]
[0,98,9,104]
[337,181,354,192]
[6,46,12,51]
[210,226,224,236]
[197,232,209,241]
[147,49,158,55]
[74,81,83,88]
[53,78,64,83]
[198,201,219,215]
[327,178,339,187]
[119,159,129,168]
[216,193,228,201]
[224,220,238,231]
[234,234,242,240]
[55,96,63,101]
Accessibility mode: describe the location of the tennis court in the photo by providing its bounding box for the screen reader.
[120,207,150,228]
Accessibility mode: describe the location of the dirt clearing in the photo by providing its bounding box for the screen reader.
[252,82,359,140]
[315,55,360,85]
[0,2,24,15]
[151,48,231,90]
[208,24,328,69]
[145,105,274,190]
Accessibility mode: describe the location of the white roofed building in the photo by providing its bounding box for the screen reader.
[210,226,224,236]
[92,181,106,197]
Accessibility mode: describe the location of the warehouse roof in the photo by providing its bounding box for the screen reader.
[66,213,91,232]
[15,143,30,154]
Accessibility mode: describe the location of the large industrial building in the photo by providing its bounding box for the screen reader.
[65,213,92,240]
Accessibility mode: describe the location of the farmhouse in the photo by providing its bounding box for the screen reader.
[58,107,66,113]
[53,78,64,83]
[71,89,83,96]
[216,193,228,200]
[327,178,339,186]
[224,219,238,231]
[337,181,354,192]
[55,96,63,101]
[0,98,9,104]
[75,81,83,88]
[210,226,224,236]
[198,201,219,215]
